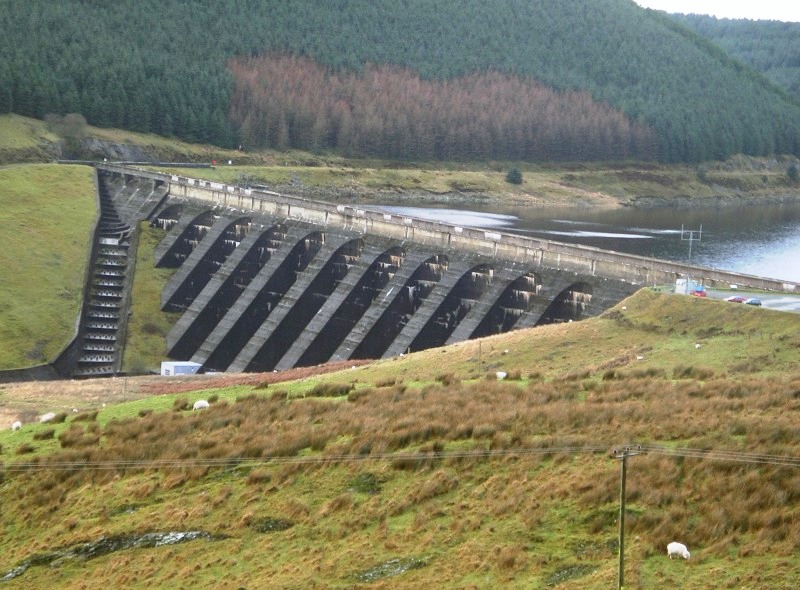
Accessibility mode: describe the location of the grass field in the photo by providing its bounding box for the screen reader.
[0,164,96,368]
[2,291,800,588]
[121,222,181,374]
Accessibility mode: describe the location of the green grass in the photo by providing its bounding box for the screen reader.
[2,291,800,587]
[0,163,96,368]
[0,114,60,150]
[121,222,181,374]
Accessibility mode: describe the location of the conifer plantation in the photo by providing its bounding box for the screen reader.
[2,0,800,163]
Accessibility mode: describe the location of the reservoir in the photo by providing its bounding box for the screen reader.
[373,201,800,284]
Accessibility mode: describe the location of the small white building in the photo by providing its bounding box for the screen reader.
[160,361,202,376]
[675,278,705,295]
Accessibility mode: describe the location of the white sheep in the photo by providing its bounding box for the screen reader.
[667,541,690,560]
[496,371,507,380]
[39,412,56,423]
[192,399,210,410]
[11,420,22,431]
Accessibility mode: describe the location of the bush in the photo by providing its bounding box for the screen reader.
[309,382,354,397]
[16,443,35,455]
[505,167,523,184]
[33,428,55,441]
[172,398,190,411]
[788,163,799,183]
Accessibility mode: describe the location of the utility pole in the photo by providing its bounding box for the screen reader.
[612,446,642,590]
[680,225,703,294]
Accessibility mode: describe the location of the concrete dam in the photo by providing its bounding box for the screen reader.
[55,164,800,378]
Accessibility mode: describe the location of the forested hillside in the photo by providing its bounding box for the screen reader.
[2,0,799,163]
[675,15,800,100]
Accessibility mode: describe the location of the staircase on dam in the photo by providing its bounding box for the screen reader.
[68,170,167,377]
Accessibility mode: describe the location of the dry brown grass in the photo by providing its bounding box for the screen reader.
[2,292,800,587]
[6,369,800,559]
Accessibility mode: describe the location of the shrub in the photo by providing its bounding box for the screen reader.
[347,387,373,403]
[172,397,190,411]
[72,410,98,422]
[16,443,35,455]
[246,468,272,485]
[788,163,799,183]
[436,373,460,386]
[309,382,353,397]
[672,365,715,380]
[505,167,523,184]
[33,428,55,441]
[350,472,383,495]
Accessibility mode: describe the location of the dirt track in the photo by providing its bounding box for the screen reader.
[0,360,369,428]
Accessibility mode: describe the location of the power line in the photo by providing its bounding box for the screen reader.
[3,443,800,474]
[0,446,608,473]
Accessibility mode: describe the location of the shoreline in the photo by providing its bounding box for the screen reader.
[268,181,800,212]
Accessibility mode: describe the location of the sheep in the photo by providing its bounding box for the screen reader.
[39,412,56,423]
[192,399,210,411]
[11,420,22,431]
[496,371,507,380]
[667,541,690,560]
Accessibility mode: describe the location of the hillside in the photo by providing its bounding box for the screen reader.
[0,164,96,369]
[2,290,800,587]
[1,1,799,163]
[674,14,800,100]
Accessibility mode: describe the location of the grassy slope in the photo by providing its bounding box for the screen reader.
[0,115,60,162]
[159,155,800,208]
[121,223,180,374]
[1,291,800,588]
[0,163,96,367]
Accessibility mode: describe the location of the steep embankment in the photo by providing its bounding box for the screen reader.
[0,163,96,369]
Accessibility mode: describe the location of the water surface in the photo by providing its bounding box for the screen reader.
[372,202,800,283]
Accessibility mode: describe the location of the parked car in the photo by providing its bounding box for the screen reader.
[725,296,747,303]
[691,289,707,297]
[745,298,762,306]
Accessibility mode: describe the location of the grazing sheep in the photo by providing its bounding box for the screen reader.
[39,412,56,424]
[667,541,690,560]
[496,371,507,380]
[11,421,22,431]
[192,399,210,410]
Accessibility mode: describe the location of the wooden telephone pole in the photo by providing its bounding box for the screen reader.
[611,446,642,590]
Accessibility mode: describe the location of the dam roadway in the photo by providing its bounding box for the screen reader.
[57,164,800,378]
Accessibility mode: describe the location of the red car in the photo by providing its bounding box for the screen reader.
[725,295,747,303]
